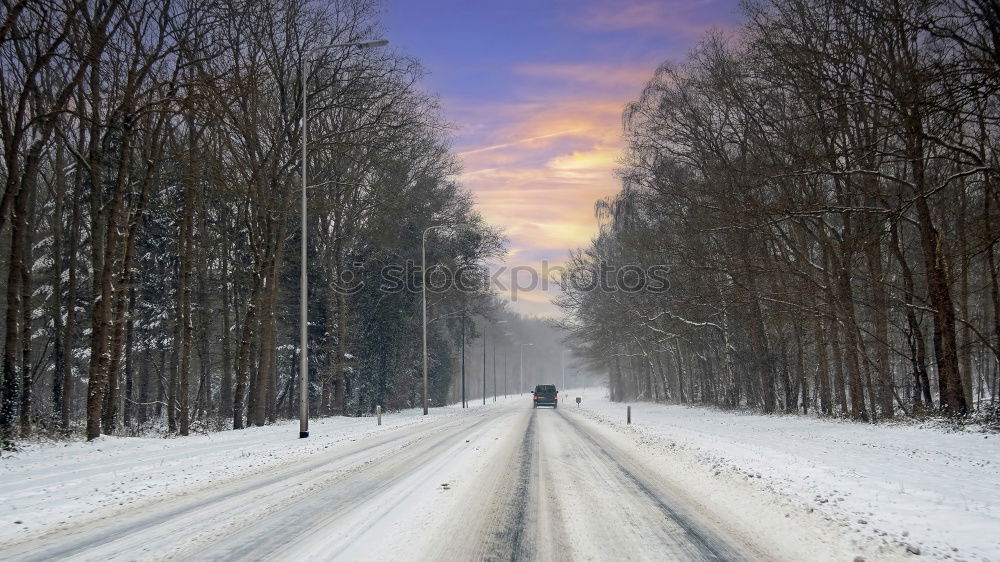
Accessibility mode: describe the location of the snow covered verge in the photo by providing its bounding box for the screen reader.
[567,388,999,561]
[0,402,489,545]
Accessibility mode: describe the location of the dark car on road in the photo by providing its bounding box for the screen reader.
[533,384,558,408]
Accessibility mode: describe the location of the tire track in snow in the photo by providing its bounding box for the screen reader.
[208,407,510,560]
[556,409,746,561]
[0,410,496,561]
[500,412,536,561]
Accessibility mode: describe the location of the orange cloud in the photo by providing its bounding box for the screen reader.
[448,67,653,316]
[504,101,623,143]
[547,146,619,172]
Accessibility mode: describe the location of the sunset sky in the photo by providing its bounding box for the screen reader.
[383,0,743,316]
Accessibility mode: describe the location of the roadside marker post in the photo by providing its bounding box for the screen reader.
[627,405,631,425]
[376,405,382,426]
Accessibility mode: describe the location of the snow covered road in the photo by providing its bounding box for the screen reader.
[1,398,920,561]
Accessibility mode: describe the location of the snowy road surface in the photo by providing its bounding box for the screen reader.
[1,396,957,561]
[0,401,757,561]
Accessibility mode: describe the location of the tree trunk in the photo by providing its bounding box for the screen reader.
[177,147,197,437]
[18,181,35,437]
[866,235,894,418]
[1,170,31,442]
[61,135,85,431]
[749,291,773,412]
[823,244,849,416]
[220,235,233,424]
[891,222,932,409]
[51,144,66,428]
[795,322,808,415]
[123,288,136,429]
[779,326,793,412]
[673,339,687,404]
[84,60,109,442]
[156,344,166,420]
[815,312,832,415]
[233,271,261,430]
[838,268,869,421]
[908,114,966,414]
[85,114,138,440]
[195,199,211,421]
[138,348,150,426]
[986,191,1000,405]
[253,279,274,427]
[167,288,180,433]
[332,216,347,415]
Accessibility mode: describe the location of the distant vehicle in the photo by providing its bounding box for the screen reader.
[532,384,558,408]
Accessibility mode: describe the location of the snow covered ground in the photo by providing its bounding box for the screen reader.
[0,401,491,545]
[2,391,996,561]
[568,388,1000,561]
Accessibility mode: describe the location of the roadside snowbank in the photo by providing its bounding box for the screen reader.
[569,389,999,561]
[0,402,490,544]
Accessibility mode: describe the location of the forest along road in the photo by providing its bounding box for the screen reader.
[0,400,762,561]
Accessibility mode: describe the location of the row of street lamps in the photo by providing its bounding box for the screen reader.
[419,225,544,413]
[457,321,535,409]
[292,39,567,434]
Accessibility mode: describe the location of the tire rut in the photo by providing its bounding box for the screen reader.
[0,411,492,561]
[557,409,747,561]
[211,410,503,560]
[500,412,537,561]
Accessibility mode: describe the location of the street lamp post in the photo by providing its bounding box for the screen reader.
[501,329,512,399]
[461,311,466,408]
[482,330,487,405]
[519,342,533,395]
[299,38,387,439]
[504,349,508,398]
[561,349,566,391]
[493,320,507,402]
